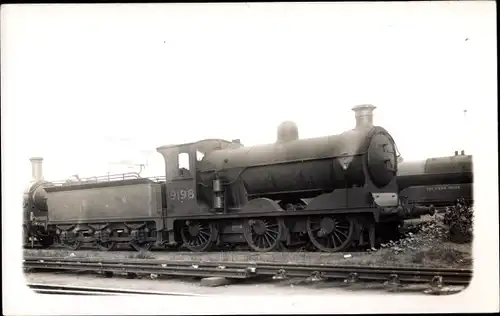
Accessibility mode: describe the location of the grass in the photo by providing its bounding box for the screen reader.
[412,244,472,266]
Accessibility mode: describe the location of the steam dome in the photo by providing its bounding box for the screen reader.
[276,121,299,143]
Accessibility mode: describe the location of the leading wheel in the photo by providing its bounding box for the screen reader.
[243,217,284,252]
[181,221,217,252]
[306,215,354,252]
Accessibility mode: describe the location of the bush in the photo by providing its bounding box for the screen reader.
[442,198,474,243]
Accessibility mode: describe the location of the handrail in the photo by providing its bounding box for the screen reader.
[51,173,167,186]
[146,176,167,182]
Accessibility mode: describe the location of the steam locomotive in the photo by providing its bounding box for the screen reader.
[397,151,473,212]
[22,159,55,248]
[23,105,436,253]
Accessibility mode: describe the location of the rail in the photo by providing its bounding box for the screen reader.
[27,283,204,296]
[51,173,167,187]
[24,257,473,287]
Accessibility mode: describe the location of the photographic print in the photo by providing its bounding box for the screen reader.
[2,2,498,315]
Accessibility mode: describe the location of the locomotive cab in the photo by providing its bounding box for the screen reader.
[156,138,241,216]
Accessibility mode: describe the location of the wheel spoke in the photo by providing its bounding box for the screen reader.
[244,218,282,252]
[263,234,272,248]
[265,231,277,241]
[200,234,208,244]
[330,234,338,248]
[181,221,215,252]
[334,230,341,242]
[335,227,349,238]
[267,228,279,235]
[307,216,353,253]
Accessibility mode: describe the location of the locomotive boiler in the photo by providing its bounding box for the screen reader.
[397,151,473,211]
[27,104,435,253]
[196,117,398,205]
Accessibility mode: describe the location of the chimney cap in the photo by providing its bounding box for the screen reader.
[352,104,377,113]
[352,104,377,129]
[29,157,44,161]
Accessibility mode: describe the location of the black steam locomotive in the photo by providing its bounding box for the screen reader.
[23,105,435,253]
[397,151,473,212]
[22,158,55,248]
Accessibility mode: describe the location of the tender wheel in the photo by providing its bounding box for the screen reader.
[38,235,54,248]
[306,215,354,252]
[63,241,82,250]
[181,221,216,252]
[97,241,116,251]
[243,217,284,252]
[130,242,152,252]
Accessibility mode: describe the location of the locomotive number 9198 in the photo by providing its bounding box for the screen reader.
[170,189,195,200]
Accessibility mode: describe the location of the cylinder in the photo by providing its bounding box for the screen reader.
[29,157,44,182]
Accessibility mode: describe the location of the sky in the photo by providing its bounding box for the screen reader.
[2,2,497,182]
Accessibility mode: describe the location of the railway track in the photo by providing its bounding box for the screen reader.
[24,256,473,287]
[27,283,204,296]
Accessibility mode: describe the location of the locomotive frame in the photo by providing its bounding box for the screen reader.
[156,136,405,253]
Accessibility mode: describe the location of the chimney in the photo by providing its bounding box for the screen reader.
[352,104,377,129]
[461,150,465,155]
[29,157,44,182]
[454,151,459,156]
